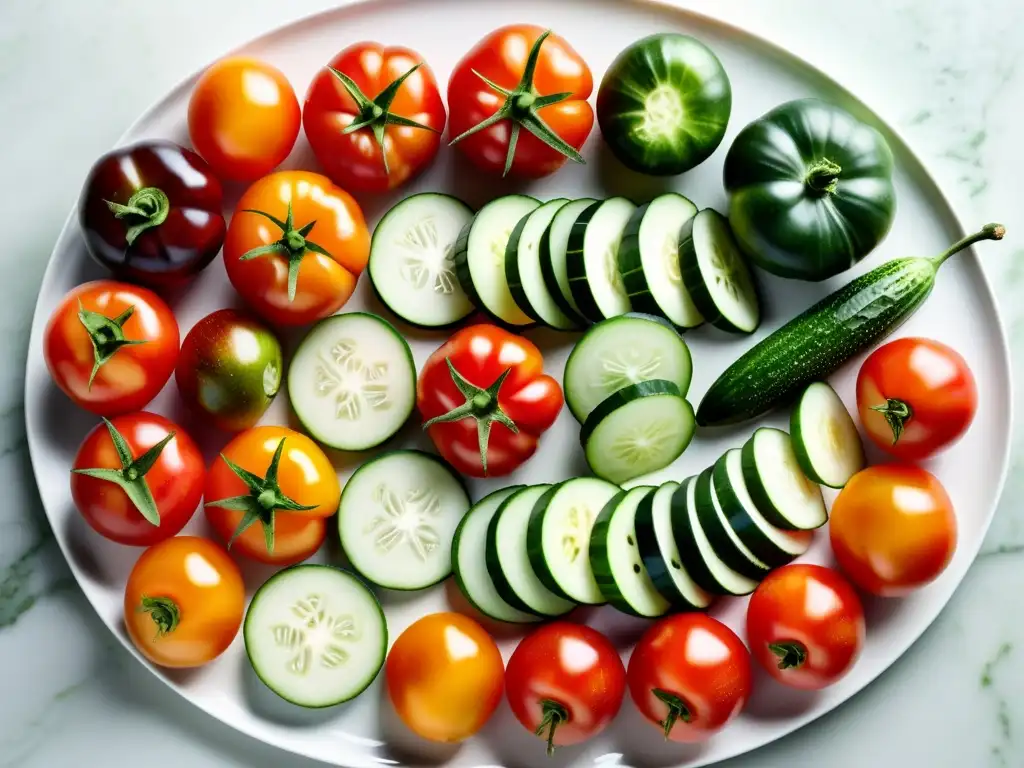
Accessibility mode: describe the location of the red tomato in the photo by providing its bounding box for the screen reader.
[857,337,978,461]
[505,622,625,755]
[188,56,301,182]
[71,413,204,546]
[627,614,752,742]
[204,426,340,565]
[417,324,563,477]
[746,565,865,690]
[223,171,370,326]
[304,42,446,193]
[830,465,958,596]
[44,281,179,416]
[448,24,594,178]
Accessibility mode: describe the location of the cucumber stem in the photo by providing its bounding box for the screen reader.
[932,223,1005,266]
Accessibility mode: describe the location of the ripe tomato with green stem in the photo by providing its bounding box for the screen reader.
[417,324,563,477]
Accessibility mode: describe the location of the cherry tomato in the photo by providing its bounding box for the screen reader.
[44,281,179,416]
[204,426,340,565]
[124,536,245,668]
[857,337,978,461]
[188,56,300,182]
[386,612,504,743]
[830,465,958,596]
[448,24,594,178]
[223,171,370,326]
[746,564,865,690]
[71,413,204,546]
[417,324,563,477]
[627,614,752,742]
[505,622,626,755]
[304,42,446,193]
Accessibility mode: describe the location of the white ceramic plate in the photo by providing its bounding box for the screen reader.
[25,1,1012,766]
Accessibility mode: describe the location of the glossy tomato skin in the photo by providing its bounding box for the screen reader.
[205,426,339,565]
[71,413,204,545]
[857,337,978,461]
[627,614,752,742]
[746,565,865,690]
[505,622,626,752]
[448,24,594,178]
[304,43,446,193]
[830,465,957,596]
[79,141,225,287]
[223,171,370,326]
[44,281,179,416]
[417,325,563,477]
[124,536,245,668]
[386,612,504,743]
[188,57,300,181]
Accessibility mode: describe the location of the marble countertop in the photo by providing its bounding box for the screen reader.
[3,0,1023,766]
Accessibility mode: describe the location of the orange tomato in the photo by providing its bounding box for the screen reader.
[830,465,957,596]
[188,56,300,182]
[124,536,244,668]
[223,171,370,326]
[386,612,504,743]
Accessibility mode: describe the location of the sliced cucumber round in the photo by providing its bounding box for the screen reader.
[713,448,814,568]
[368,193,475,328]
[244,565,386,708]
[338,451,469,591]
[692,467,769,580]
[741,427,827,530]
[618,193,704,329]
[540,198,596,327]
[566,197,636,322]
[288,312,416,451]
[791,381,866,488]
[581,380,695,484]
[452,487,541,624]
[527,477,620,605]
[679,208,760,334]
[634,480,713,610]
[563,314,693,423]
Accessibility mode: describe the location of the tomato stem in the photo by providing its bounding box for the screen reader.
[870,398,913,444]
[805,158,842,195]
[534,699,568,756]
[769,641,808,670]
[139,595,180,639]
[653,688,692,740]
[77,302,148,388]
[105,186,170,245]
[931,223,1006,267]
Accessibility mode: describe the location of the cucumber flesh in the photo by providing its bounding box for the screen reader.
[693,468,769,580]
[791,381,866,488]
[567,197,636,322]
[506,199,579,329]
[540,198,596,326]
[741,427,827,530]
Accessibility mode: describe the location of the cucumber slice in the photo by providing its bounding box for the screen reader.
[692,467,769,580]
[244,565,386,708]
[618,194,704,329]
[791,381,866,488]
[581,380,695,484]
[634,480,713,610]
[288,312,416,451]
[486,485,576,618]
[713,449,814,568]
[566,197,636,322]
[338,451,469,591]
[671,472,759,596]
[368,193,475,328]
[452,487,541,624]
[506,199,580,330]
[453,194,540,326]
[540,198,596,327]
[563,314,693,423]
[527,477,620,605]
[679,209,760,334]
[741,427,828,530]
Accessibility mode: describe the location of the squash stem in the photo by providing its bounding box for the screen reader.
[932,223,1005,266]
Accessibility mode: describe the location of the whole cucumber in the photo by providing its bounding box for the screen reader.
[697,224,1005,427]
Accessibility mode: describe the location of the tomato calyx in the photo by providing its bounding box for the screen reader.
[870,398,913,444]
[652,688,693,740]
[71,418,174,526]
[204,437,316,553]
[805,158,842,195]
[104,186,170,245]
[238,202,335,302]
[138,595,180,639]
[329,63,439,176]
[77,302,148,388]
[534,699,568,756]
[421,358,519,475]
[448,29,585,176]
[769,641,808,670]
